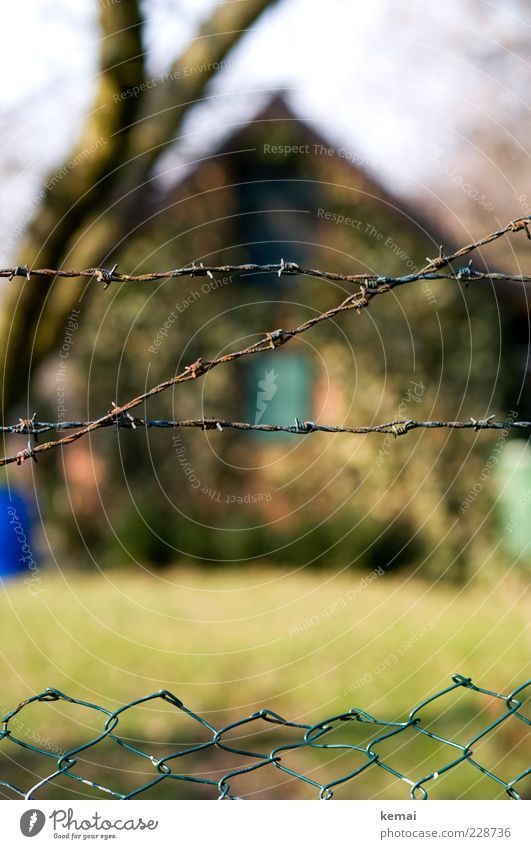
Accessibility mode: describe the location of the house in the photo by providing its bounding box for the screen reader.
[150,94,448,437]
[77,94,520,572]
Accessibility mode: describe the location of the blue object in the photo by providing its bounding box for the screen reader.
[0,486,35,578]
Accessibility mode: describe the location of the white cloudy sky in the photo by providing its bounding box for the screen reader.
[0,0,529,256]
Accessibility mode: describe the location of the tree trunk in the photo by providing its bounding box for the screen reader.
[0,0,277,416]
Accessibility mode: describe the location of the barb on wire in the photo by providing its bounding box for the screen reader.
[1,416,531,468]
[0,675,528,800]
[1,215,530,470]
[420,214,531,273]
[1,216,530,288]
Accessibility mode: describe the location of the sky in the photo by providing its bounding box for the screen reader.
[0,0,529,259]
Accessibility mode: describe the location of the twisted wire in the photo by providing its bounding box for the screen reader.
[2,215,530,469]
[0,675,528,800]
[1,215,530,287]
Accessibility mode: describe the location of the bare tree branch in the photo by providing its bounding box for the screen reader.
[124,0,280,182]
[0,0,278,415]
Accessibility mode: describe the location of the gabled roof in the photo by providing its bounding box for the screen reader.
[163,92,446,249]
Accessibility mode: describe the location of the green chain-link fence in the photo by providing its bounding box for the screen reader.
[1,674,529,800]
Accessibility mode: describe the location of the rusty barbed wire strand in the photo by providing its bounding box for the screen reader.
[419,214,531,273]
[0,674,529,800]
[2,415,531,468]
[1,216,530,288]
[2,215,530,469]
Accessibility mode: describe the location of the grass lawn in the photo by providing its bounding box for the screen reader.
[0,564,529,800]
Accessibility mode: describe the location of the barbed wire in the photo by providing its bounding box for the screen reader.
[1,216,530,288]
[2,215,530,469]
[0,674,528,800]
[2,415,531,468]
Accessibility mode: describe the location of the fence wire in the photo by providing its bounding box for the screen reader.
[2,415,531,468]
[2,214,531,469]
[1,674,529,801]
[1,215,530,287]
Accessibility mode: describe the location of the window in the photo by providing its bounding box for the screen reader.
[245,352,313,439]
